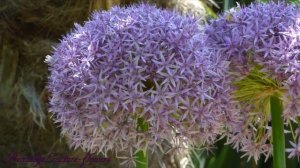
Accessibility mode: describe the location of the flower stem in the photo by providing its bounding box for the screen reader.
[223,0,235,11]
[136,118,149,168]
[270,96,286,168]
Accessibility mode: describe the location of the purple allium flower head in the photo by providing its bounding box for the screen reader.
[203,2,300,162]
[46,3,230,160]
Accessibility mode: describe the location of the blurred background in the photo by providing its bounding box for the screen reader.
[0,0,299,168]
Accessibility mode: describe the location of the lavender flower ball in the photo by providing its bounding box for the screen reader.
[46,4,229,157]
[204,2,300,161]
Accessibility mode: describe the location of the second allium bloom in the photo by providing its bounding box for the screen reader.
[204,2,300,161]
[46,4,229,158]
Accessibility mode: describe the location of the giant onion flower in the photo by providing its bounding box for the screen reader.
[204,2,300,162]
[46,3,230,165]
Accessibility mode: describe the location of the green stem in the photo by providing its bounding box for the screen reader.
[135,118,149,168]
[270,96,286,168]
[223,0,235,11]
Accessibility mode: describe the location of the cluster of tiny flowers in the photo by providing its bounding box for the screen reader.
[287,128,300,159]
[203,2,300,161]
[46,4,230,164]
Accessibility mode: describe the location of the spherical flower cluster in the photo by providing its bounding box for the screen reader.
[204,2,300,161]
[46,3,230,162]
